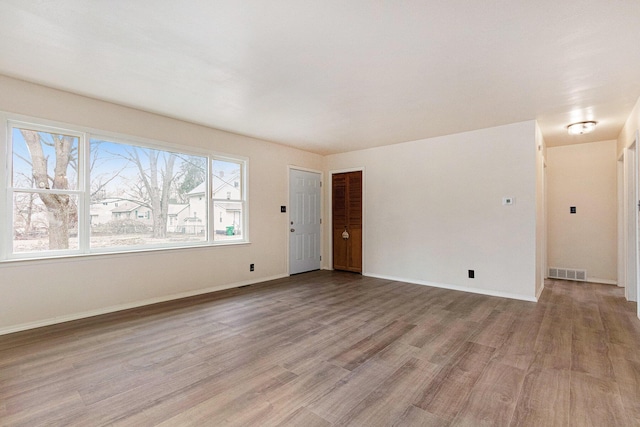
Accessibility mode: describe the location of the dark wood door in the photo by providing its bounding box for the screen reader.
[332,171,362,273]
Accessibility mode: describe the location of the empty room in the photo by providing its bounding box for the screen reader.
[1,1,640,426]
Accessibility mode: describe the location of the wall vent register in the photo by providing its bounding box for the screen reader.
[548,267,587,282]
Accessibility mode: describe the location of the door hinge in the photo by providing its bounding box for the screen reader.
[320,255,322,261]
[637,200,640,212]
[320,218,322,224]
[320,181,322,187]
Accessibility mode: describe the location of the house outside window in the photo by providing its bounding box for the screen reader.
[2,115,248,260]
[212,159,245,240]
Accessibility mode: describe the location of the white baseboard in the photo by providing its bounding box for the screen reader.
[536,282,545,300]
[364,273,538,302]
[0,274,288,336]
[587,277,617,285]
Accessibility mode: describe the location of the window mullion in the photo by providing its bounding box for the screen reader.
[79,132,90,253]
[208,156,214,243]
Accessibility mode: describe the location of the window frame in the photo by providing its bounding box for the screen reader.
[0,112,249,262]
[6,120,87,260]
[211,156,247,242]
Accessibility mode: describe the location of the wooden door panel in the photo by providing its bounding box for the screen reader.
[332,171,362,273]
[332,175,347,226]
[348,226,362,272]
[333,228,348,271]
[348,172,363,226]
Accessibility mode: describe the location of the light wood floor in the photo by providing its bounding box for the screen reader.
[1,271,640,426]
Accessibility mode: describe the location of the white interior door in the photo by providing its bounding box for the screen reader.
[289,169,321,274]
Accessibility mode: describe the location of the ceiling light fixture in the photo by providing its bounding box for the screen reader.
[567,121,597,135]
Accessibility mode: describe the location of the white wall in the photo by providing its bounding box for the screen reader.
[324,121,538,301]
[617,95,640,156]
[0,76,548,332]
[546,140,618,284]
[0,75,323,334]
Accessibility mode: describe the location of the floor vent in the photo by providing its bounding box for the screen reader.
[548,267,587,282]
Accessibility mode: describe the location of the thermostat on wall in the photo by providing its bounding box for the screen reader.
[502,197,514,205]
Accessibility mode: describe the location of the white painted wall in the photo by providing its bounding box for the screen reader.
[0,75,323,334]
[324,121,538,301]
[546,140,618,284]
[617,95,640,157]
[0,75,556,331]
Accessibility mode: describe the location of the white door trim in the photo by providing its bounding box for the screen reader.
[635,130,640,319]
[623,140,638,303]
[617,154,625,289]
[636,131,640,319]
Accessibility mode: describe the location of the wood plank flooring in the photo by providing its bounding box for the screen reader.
[1,271,639,426]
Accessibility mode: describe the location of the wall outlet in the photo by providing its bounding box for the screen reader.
[250,263,255,271]
[502,197,514,205]
[468,270,475,279]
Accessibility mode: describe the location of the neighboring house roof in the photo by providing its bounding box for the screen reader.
[168,204,189,216]
[90,199,122,216]
[187,183,206,196]
[188,175,240,198]
[111,201,145,213]
[214,202,241,211]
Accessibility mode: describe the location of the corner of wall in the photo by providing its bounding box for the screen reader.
[618,95,640,156]
[535,121,547,298]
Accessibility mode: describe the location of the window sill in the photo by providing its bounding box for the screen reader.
[0,240,251,265]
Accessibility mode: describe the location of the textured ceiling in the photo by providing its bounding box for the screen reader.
[0,1,639,154]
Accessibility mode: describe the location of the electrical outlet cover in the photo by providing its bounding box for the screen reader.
[502,197,514,205]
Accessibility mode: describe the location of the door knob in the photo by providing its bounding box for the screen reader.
[291,228,295,232]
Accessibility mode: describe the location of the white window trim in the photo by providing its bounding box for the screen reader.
[211,156,247,243]
[0,111,249,262]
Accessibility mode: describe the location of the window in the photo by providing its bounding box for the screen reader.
[3,117,248,260]
[10,125,82,254]
[212,159,244,240]
[89,138,209,248]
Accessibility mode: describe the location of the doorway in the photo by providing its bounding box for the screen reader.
[288,168,321,275]
[332,171,362,273]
